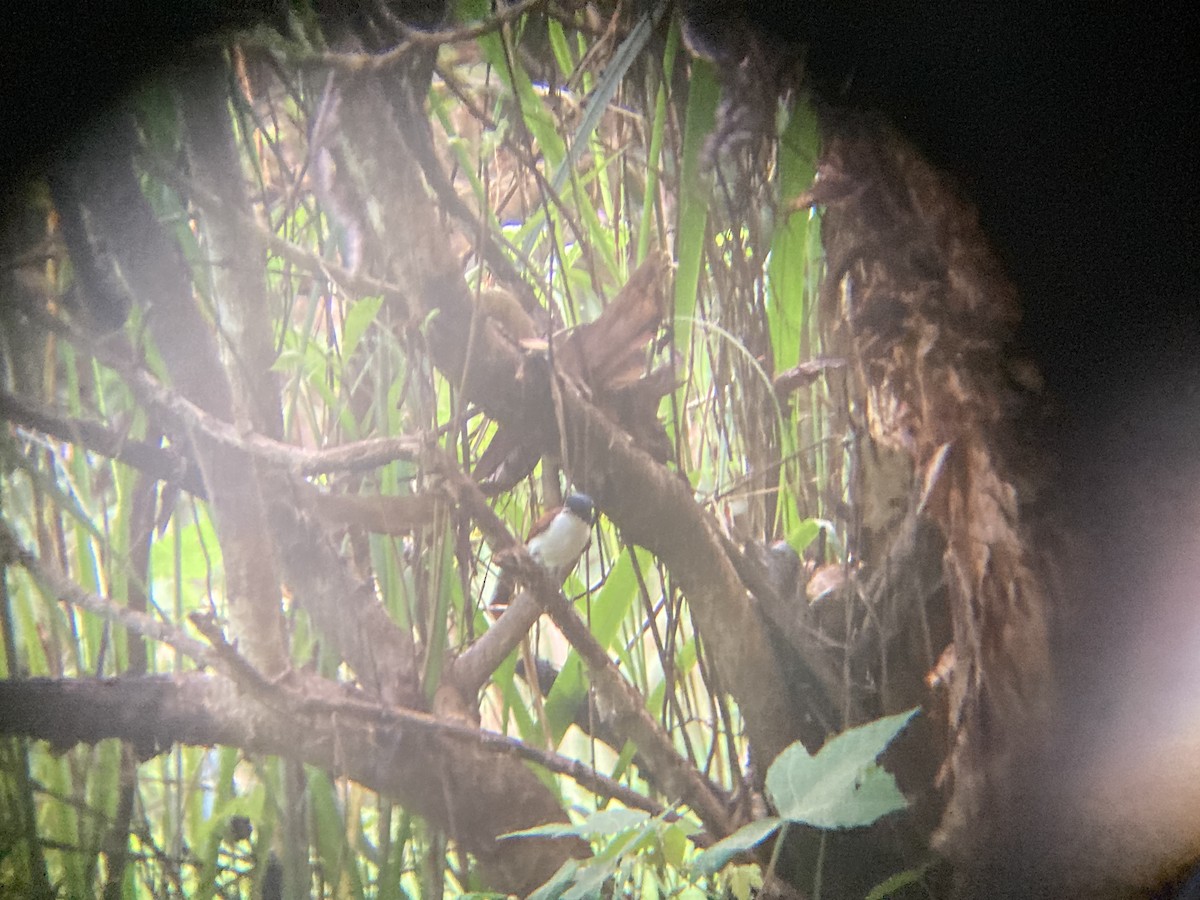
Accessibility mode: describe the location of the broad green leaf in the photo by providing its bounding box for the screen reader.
[690,817,782,876]
[787,518,823,554]
[563,855,620,900]
[660,819,692,870]
[727,863,765,900]
[578,807,650,839]
[309,767,366,899]
[766,708,918,829]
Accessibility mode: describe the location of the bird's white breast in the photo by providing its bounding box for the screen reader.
[527,512,591,569]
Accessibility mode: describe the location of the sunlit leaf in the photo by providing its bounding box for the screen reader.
[690,817,782,876]
[766,708,918,829]
[578,807,650,839]
[341,294,383,360]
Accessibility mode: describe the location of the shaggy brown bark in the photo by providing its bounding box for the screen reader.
[805,109,1058,887]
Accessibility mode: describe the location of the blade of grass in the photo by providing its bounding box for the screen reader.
[636,20,679,264]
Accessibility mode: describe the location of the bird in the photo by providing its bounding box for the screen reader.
[489,493,596,610]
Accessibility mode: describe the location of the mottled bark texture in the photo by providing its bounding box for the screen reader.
[808,110,1057,884]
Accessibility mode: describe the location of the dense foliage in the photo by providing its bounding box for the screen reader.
[0,3,1063,898]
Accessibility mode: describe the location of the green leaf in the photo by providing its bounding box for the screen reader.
[505,806,651,843]
[690,817,782,876]
[865,865,930,900]
[562,855,619,900]
[787,518,823,554]
[549,1,664,197]
[636,20,679,264]
[726,864,765,900]
[341,294,383,360]
[577,807,649,839]
[308,768,366,899]
[500,822,581,840]
[660,818,692,870]
[545,18,577,81]
[546,547,642,741]
[673,59,719,332]
[527,859,582,900]
[766,97,821,374]
[766,708,919,829]
[524,851,624,900]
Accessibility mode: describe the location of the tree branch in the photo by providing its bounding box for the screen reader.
[330,68,821,793]
[0,387,204,496]
[440,460,736,835]
[0,671,585,894]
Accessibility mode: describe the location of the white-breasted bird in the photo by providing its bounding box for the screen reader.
[490,493,596,609]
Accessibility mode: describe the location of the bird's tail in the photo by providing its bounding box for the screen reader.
[487,569,516,614]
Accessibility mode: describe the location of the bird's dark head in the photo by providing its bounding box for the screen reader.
[564,493,596,525]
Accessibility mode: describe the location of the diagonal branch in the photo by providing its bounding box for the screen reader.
[440,457,736,836]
